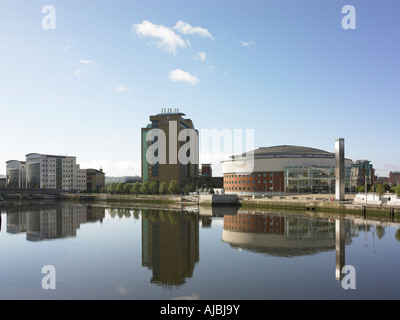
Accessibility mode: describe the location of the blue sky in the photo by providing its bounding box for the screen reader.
[1,0,399,177]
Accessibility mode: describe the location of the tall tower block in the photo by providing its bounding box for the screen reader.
[335,138,345,200]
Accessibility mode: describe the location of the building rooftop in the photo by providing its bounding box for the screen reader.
[229,145,351,160]
[255,145,331,156]
[156,108,185,116]
[25,153,77,159]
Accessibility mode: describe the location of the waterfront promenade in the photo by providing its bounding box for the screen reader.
[238,193,399,217]
[51,192,400,217]
[1,189,398,218]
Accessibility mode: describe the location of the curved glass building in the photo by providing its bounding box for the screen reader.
[6,160,26,188]
[26,154,42,189]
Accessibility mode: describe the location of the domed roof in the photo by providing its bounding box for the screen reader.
[255,145,331,156]
[231,145,335,159]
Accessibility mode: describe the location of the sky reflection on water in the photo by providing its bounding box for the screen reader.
[0,201,399,300]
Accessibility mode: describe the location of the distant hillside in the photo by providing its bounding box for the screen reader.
[0,174,5,179]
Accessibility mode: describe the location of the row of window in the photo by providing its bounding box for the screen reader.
[42,180,86,184]
[225,186,281,191]
[41,159,74,163]
[225,180,280,184]
[225,173,281,178]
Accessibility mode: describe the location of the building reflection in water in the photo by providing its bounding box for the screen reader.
[221,210,355,281]
[141,209,199,289]
[6,204,105,241]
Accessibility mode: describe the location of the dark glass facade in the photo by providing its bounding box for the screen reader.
[6,169,20,188]
[56,159,62,188]
[26,162,40,188]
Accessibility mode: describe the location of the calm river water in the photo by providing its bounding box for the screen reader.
[1,200,399,300]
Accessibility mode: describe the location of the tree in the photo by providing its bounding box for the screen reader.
[140,182,149,194]
[159,182,168,194]
[189,181,196,193]
[395,185,400,198]
[116,182,124,194]
[183,183,190,195]
[375,184,386,197]
[168,180,180,195]
[108,182,117,194]
[131,182,140,194]
[123,183,131,194]
[149,181,159,194]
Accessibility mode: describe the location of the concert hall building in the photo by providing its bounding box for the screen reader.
[222,145,356,195]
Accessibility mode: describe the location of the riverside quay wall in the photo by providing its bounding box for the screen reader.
[238,194,400,217]
[56,192,399,217]
[60,193,241,206]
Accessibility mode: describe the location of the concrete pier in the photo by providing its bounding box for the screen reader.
[199,194,240,206]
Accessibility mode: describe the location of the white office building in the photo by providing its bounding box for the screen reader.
[24,153,86,191]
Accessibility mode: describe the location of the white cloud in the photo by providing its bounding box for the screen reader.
[63,44,72,51]
[193,51,207,61]
[174,21,214,39]
[62,40,73,51]
[73,69,82,77]
[240,40,255,48]
[169,69,200,86]
[114,85,132,93]
[132,20,189,54]
[79,59,95,65]
[73,59,96,78]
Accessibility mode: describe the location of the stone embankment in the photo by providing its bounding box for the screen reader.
[238,193,399,217]
[60,192,399,217]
